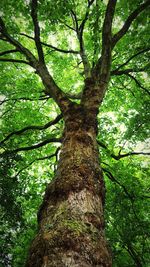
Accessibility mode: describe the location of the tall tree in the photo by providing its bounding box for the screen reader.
[0,0,150,266]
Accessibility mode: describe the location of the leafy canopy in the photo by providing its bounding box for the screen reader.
[0,0,150,266]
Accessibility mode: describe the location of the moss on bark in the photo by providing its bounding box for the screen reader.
[26,107,112,267]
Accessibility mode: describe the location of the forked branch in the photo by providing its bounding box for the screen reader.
[0,17,72,113]
[71,1,95,78]
[81,0,117,107]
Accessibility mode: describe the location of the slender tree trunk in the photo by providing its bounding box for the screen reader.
[25,104,112,267]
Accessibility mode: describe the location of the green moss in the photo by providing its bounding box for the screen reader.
[44,223,54,230]
[53,202,68,220]
[63,219,88,234]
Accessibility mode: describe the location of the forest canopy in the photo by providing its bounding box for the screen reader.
[0,0,150,266]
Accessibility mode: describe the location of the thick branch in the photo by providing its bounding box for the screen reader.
[112,0,150,47]
[82,0,117,107]
[37,65,72,112]
[92,0,117,80]
[92,0,101,67]
[100,0,117,77]
[0,114,63,145]
[31,0,45,63]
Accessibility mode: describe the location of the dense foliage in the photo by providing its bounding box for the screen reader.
[0,0,150,266]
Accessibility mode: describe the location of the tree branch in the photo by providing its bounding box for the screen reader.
[103,168,133,199]
[58,19,76,32]
[0,49,19,56]
[74,22,90,77]
[115,151,150,159]
[103,167,147,225]
[0,114,63,145]
[97,140,150,160]
[100,0,117,77]
[111,68,150,95]
[79,0,95,35]
[111,65,150,75]
[70,10,79,33]
[20,33,79,54]
[0,58,31,65]
[92,0,101,67]
[30,0,45,63]
[0,17,38,67]
[0,17,72,113]
[71,4,93,78]
[114,48,150,71]
[124,243,143,267]
[2,137,62,155]
[93,0,117,81]
[0,96,50,105]
[0,94,80,105]
[13,148,60,178]
[112,0,150,47]
[82,0,117,108]
[126,73,150,95]
[78,1,95,77]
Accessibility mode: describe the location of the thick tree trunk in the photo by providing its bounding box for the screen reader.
[25,104,112,267]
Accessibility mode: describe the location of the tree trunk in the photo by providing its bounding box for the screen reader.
[25,104,112,267]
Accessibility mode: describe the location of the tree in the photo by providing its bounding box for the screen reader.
[0,0,150,266]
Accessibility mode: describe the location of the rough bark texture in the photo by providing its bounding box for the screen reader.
[25,103,112,267]
[1,0,149,266]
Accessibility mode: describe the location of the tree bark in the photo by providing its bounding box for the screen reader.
[25,103,112,267]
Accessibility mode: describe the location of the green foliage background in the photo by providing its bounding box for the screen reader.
[0,0,150,266]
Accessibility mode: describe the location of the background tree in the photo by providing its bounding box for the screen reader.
[0,0,150,266]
